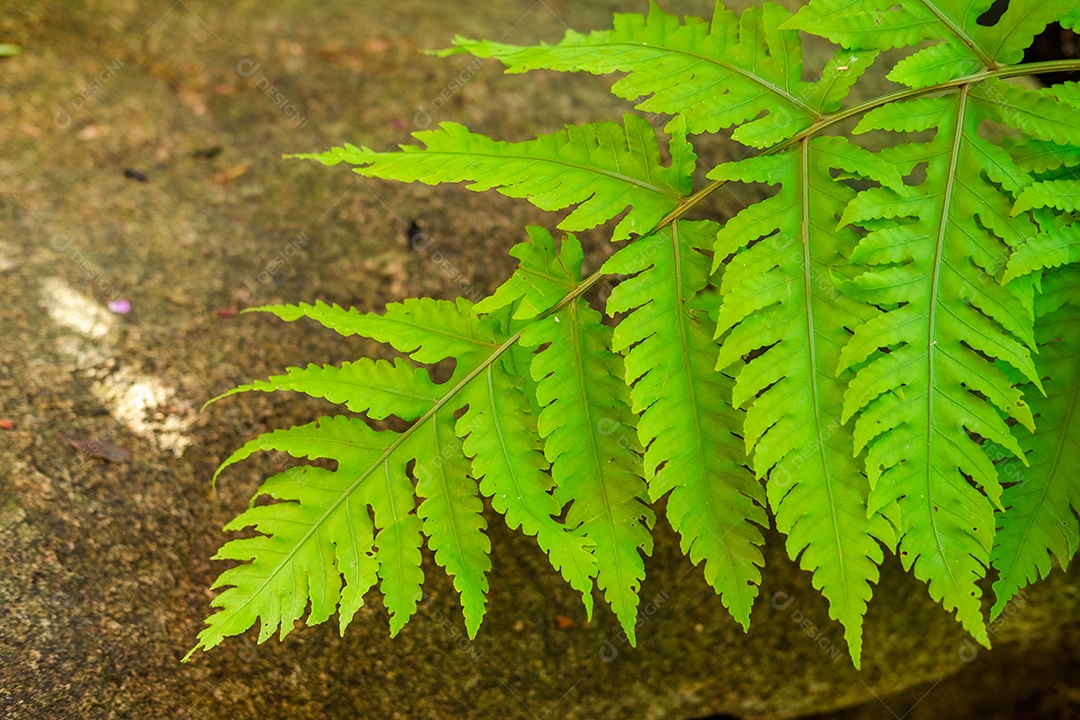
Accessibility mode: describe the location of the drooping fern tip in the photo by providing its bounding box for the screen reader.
[188,0,1080,670]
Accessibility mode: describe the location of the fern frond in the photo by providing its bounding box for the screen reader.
[195,0,1080,666]
[290,114,694,241]
[991,268,1080,618]
[191,416,425,656]
[836,87,1045,644]
[603,219,768,630]
[192,299,555,655]
[703,139,900,664]
[445,2,878,148]
[786,0,1073,87]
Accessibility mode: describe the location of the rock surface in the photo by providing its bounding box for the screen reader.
[1,1,1078,718]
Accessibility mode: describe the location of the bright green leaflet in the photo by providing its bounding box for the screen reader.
[705,137,902,666]
[991,268,1080,618]
[604,219,768,633]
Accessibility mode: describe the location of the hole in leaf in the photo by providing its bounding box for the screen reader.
[977,0,1009,27]
[906,161,928,186]
[1021,18,1080,85]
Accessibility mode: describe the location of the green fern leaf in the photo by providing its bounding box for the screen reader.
[194,0,1080,666]
[446,2,877,148]
[1014,179,1080,215]
[603,219,768,630]
[472,225,582,319]
[787,0,1072,88]
[837,87,1045,644]
[189,416,425,658]
[208,357,439,420]
[991,268,1080,618]
[1004,224,1080,282]
[517,240,655,643]
[290,114,692,241]
[1009,138,1080,174]
[973,79,1080,149]
[460,231,603,613]
[191,301,507,654]
[255,298,499,366]
[455,360,598,617]
[406,415,491,637]
[1064,7,1080,31]
[704,138,900,664]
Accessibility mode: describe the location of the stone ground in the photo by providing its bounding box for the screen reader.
[1,1,1078,718]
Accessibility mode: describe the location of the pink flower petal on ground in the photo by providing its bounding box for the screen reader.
[107,299,131,314]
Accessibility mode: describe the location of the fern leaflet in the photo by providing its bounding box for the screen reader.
[991,268,1080,617]
[446,1,878,148]
[786,0,1073,87]
[705,137,903,665]
[510,233,655,642]
[604,219,768,630]
[836,86,1045,643]
[291,114,692,241]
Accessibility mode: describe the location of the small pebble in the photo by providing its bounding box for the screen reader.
[123,168,148,183]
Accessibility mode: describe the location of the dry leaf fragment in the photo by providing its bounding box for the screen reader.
[63,437,133,463]
[554,614,576,630]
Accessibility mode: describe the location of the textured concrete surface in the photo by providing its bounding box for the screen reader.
[1,1,1078,718]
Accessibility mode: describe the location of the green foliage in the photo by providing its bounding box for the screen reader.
[191,0,1080,668]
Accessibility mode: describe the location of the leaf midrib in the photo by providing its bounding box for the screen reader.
[365,148,683,201]
[919,0,995,68]
[567,300,630,619]
[797,138,850,615]
[923,85,970,603]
